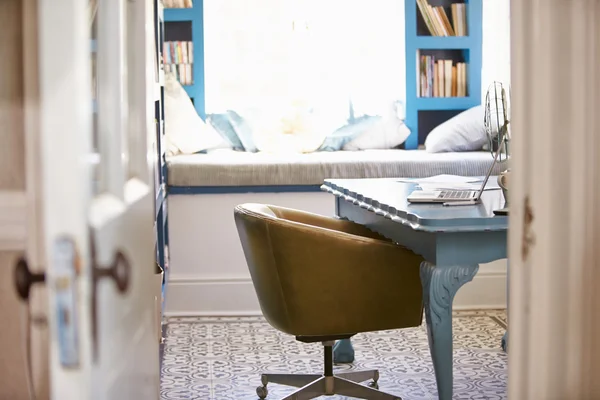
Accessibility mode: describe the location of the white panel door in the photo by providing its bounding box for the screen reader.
[508,0,600,398]
[35,0,159,399]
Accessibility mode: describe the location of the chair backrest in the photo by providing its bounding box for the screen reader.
[234,203,425,337]
[234,204,293,333]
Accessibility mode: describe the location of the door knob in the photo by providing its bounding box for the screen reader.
[14,257,46,301]
[92,250,130,293]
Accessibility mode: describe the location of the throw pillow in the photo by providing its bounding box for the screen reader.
[206,113,245,151]
[227,110,259,153]
[342,100,411,150]
[319,115,381,151]
[424,105,487,153]
[164,73,226,155]
[245,103,330,154]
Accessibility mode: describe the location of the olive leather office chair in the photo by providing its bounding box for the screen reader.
[234,204,425,400]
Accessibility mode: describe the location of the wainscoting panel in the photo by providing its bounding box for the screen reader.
[166,193,507,316]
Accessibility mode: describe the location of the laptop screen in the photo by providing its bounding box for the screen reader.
[475,143,503,200]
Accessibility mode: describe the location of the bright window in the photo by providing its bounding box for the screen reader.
[203,0,406,120]
[481,0,511,99]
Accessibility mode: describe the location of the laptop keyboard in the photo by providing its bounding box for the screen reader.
[438,190,475,200]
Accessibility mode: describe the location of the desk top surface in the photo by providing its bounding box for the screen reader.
[322,178,508,233]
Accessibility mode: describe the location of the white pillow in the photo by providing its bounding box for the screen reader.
[342,102,410,150]
[164,73,228,156]
[242,104,331,154]
[424,105,487,153]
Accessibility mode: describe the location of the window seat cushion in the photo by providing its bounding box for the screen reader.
[166,149,502,187]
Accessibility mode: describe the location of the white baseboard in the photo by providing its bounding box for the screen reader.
[165,262,508,317]
[453,268,507,310]
[165,275,261,317]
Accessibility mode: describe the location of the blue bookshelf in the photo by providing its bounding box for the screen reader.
[404,0,482,149]
[164,1,205,119]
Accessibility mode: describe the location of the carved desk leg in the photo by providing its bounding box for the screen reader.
[420,261,479,400]
[333,339,355,364]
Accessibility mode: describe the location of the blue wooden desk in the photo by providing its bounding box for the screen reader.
[321,178,508,400]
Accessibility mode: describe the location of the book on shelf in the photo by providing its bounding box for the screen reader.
[417,51,467,98]
[163,0,193,8]
[416,0,467,36]
[163,41,193,85]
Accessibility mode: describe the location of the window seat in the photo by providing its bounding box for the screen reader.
[166,149,502,192]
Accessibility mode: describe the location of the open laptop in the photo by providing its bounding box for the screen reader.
[407,145,501,206]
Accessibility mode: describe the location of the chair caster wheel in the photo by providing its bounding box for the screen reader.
[256,385,268,399]
[369,381,379,390]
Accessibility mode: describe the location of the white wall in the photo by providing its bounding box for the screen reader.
[481,0,512,100]
[166,192,333,315]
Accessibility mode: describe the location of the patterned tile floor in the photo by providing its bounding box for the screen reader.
[161,310,507,400]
